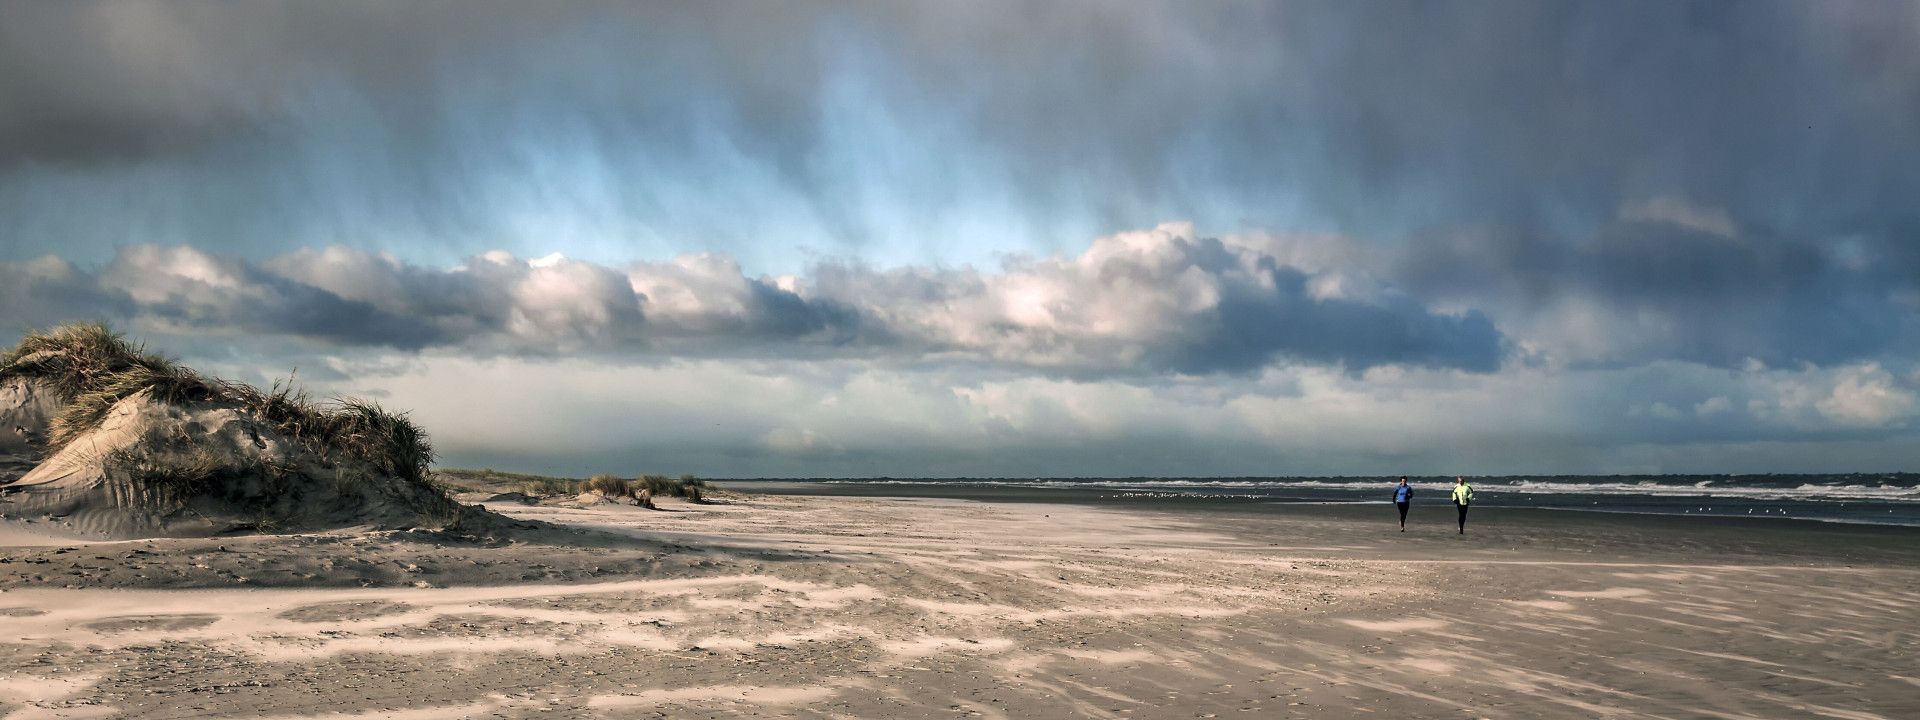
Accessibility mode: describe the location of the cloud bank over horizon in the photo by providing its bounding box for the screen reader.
[8,216,1918,477]
[2,223,1503,376]
[4,1,1919,476]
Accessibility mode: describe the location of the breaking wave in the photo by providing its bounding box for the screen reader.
[818,476,1920,503]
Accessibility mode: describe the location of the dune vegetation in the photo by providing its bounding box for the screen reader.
[435,468,710,503]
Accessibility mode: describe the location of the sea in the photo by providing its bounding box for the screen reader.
[730,474,1920,527]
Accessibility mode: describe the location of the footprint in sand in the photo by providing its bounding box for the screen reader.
[881,636,1017,658]
[1339,618,1446,632]
[1507,599,1578,611]
[1399,657,1457,674]
[1546,587,1652,600]
[83,614,220,632]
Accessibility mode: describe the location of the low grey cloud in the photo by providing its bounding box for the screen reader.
[95,245,450,349]
[1396,198,1919,368]
[0,225,1500,376]
[0,256,133,331]
[345,355,1920,478]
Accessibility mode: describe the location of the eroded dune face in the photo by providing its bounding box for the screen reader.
[0,376,60,481]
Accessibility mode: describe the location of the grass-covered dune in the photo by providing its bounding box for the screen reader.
[434,468,712,504]
[0,323,490,538]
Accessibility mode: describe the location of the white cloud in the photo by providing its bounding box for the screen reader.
[1694,396,1732,416]
[760,427,839,454]
[504,258,640,349]
[103,245,253,306]
[1815,363,1916,427]
[1620,196,1738,238]
[1743,361,1919,430]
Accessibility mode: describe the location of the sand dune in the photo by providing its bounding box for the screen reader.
[1,325,490,541]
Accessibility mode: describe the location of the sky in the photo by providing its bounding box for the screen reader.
[4,0,1920,477]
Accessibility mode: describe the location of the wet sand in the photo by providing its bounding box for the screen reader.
[2,492,1916,719]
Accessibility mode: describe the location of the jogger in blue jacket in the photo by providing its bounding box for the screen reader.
[1392,476,1414,531]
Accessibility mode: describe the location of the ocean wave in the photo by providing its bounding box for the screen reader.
[815,477,1920,502]
[1493,480,1920,502]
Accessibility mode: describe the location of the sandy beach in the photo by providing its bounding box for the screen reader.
[2,491,1915,719]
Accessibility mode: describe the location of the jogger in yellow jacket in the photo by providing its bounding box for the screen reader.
[1451,476,1474,534]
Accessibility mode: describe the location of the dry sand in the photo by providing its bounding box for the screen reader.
[2,492,1916,719]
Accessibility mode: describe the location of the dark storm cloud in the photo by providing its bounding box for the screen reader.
[0,1,576,165]
[5,2,1917,261]
[1195,280,1501,375]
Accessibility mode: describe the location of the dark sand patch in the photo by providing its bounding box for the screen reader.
[83,614,219,633]
[276,600,417,623]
